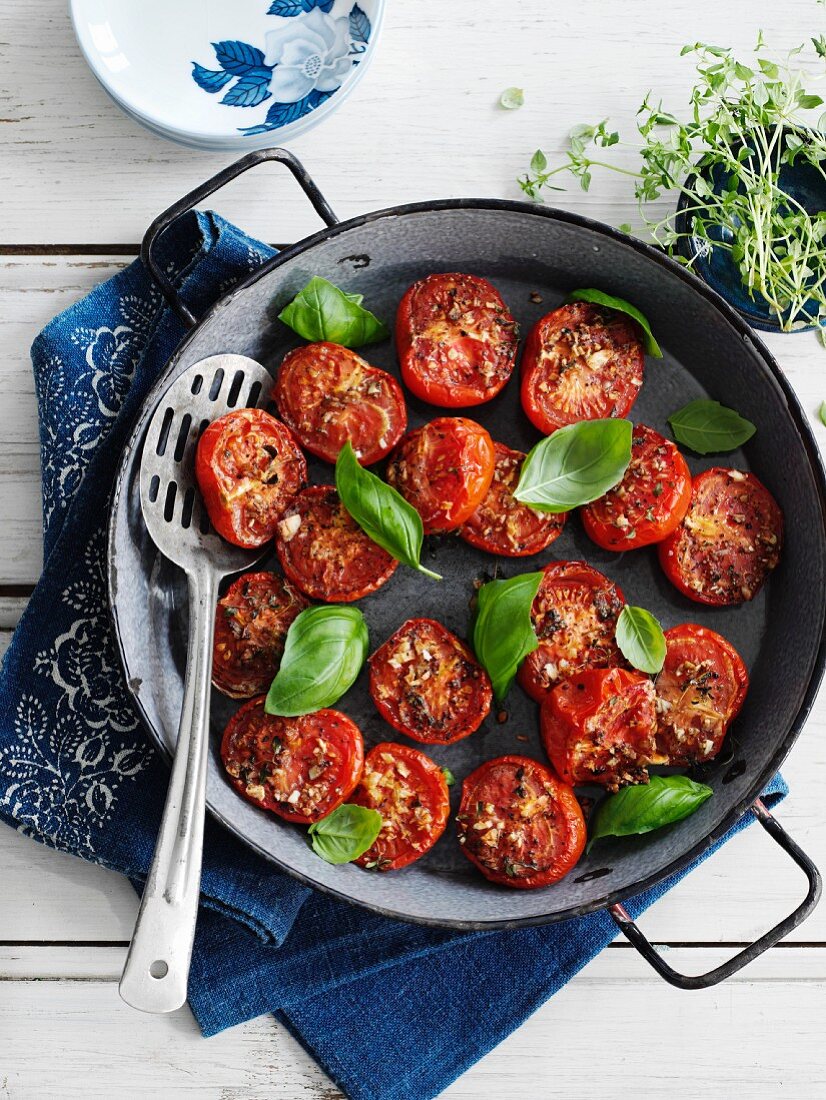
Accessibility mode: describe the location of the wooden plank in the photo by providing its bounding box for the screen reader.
[1,942,823,982]
[0,722,823,945]
[0,0,821,245]
[0,256,131,584]
[1,599,825,948]
[0,946,125,980]
[0,948,823,1099]
[1,256,826,586]
[0,599,29,630]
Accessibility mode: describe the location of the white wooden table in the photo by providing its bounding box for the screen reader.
[1,1,825,1096]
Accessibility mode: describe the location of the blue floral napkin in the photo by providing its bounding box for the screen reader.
[0,210,786,1100]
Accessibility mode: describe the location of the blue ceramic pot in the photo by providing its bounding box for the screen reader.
[674,132,826,332]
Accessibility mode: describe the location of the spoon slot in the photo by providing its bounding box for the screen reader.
[173,413,193,463]
[155,406,175,457]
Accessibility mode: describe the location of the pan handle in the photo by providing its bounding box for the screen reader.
[610,798,821,990]
[140,148,339,328]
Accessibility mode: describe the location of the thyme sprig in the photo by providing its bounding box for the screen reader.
[519,35,826,332]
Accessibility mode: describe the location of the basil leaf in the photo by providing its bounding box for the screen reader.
[265,605,368,717]
[308,804,382,865]
[441,767,456,787]
[278,276,389,348]
[514,419,633,513]
[668,398,756,454]
[472,572,543,702]
[335,441,442,580]
[588,775,713,850]
[616,605,666,675]
[567,287,663,357]
[499,87,524,110]
[820,400,826,428]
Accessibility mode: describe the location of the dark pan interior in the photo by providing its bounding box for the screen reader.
[109,202,826,928]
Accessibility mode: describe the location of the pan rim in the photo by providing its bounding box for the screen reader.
[108,197,826,930]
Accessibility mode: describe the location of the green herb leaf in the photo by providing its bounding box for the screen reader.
[668,398,756,454]
[530,148,548,173]
[615,605,666,675]
[335,441,441,580]
[566,288,662,357]
[588,775,713,850]
[618,222,632,234]
[278,276,389,348]
[499,87,524,110]
[514,419,633,513]
[441,767,456,787]
[797,93,824,110]
[308,804,382,865]
[819,400,826,428]
[265,605,368,717]
[472,572,543,702]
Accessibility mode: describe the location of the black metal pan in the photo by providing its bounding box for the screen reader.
[108,148,825,989]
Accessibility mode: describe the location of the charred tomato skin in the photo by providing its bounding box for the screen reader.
[275,484,398,602]
[220,699,364,824]
[273,341,407,465]
[457,754,586,888]
[520,301,645,434]
[540,668,659,791]
[459,441,567,557]
[386,416,496,534]
[517,561,626,703]
[212,572,309,699]
[658,467,783,605]
[369,617,492,744]
[654,623,749,765]
[352,742,450,870]
[581,424,692,551]
[195,408,307,548]
[396,272,519,407]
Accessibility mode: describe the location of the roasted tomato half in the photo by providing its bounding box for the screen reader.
[220,699,364,824]
[581,424,691,551]
[457,755,586,888]
[195,408,307,548]
[352,743,450,870]
[459,441,567,556]
[396,272,519,407]
[541,668,660,791]
[658,467,783,605]
[386,417,495,534]
[517,561,626,703]
[273,341,407,465]
[212,572,309,699]
[275,485,398,602]
[654,624,749,765]
[520,301,645,433]
[369,617,492,744]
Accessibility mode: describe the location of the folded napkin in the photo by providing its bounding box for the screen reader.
[0,210,786,1100]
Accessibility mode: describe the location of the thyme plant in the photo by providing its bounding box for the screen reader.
[519,36,826,332]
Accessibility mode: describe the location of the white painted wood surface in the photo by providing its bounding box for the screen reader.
[1,0,825,1097]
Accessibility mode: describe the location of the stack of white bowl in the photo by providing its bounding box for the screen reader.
[70,0,385,151]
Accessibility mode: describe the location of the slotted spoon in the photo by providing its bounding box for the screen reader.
[119,353,273,1013]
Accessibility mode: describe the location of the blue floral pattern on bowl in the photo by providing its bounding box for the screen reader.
[191,0,372,136]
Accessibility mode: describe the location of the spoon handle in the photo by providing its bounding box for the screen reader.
[119,566,217,1013]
